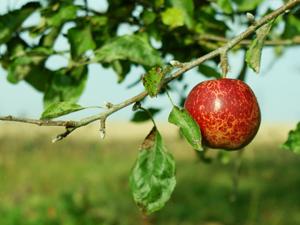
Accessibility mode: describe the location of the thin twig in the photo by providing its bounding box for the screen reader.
[99,118,106,139]
[0,0,299,141]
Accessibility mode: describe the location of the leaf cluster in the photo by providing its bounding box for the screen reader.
[0,0,229,111]
[0,0,299,115]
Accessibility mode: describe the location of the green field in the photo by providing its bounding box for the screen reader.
[0,123,300,225]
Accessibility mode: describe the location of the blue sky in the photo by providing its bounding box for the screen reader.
[0,0,300,122]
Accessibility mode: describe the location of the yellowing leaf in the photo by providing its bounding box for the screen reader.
[169,0,194,29]
[246,20,275,73]
[232,0,263,12]
[216,0,233,14]
[161,7,184,28]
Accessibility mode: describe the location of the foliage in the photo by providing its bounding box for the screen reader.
[0,0,298,110]
[282,122,300,154]
[0,0,298,111]
[0,0,300,214]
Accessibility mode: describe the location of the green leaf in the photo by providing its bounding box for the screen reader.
[6,45,53,85]
[7,57,33,83]
[198,64,222,79]
[46,5,77,27]
[282,122,300,154]
[246,20,275,73]
[24,66,52,92]
[94,34,162,67]
[129,127,176,214]
[169,0,194,29]
[68,25,96,59]
[112,60,131,83]
[131,108,160,123]
[41,102,85,120]
[29,46,54,56]
[195,6,228,35]
[232,0,263,12]
[40,3,77,46]
[283,15,300,38]
[216,0,233,14]
[161,7,184,28]
[142,10,157,25]
[0,3,40,44]
[142,67,164,97]
[168,106,203,151]
[155,0,165,8]
[7,54,45,84]
[40,27,61,47]
[43,66,88,108]
[90,16,108,27]
[8,62,52,93]
[5,44,53,90]
[5,36,27,60]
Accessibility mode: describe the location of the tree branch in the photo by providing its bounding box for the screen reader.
[0,91,148,141]
[165,0,300,82]
[0,115,76,127]
[198,34,300,46]
[1,0,299,141]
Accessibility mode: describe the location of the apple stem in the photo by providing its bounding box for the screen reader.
[166,89,176,107]
[139,105,158,128]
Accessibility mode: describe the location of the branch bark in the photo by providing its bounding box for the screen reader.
[1,0,299,141]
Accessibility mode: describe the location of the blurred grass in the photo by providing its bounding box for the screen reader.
[0,122,300,225]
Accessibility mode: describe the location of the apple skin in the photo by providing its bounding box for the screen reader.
[184,78,261,150]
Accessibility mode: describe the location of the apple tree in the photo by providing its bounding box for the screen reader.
[1,0,300,214]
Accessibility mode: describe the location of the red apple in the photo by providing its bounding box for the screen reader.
[184,78,261,150]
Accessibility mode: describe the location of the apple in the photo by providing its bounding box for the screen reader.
[184,78,261,150]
